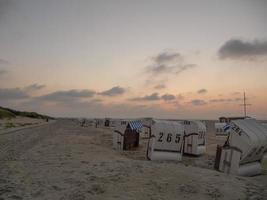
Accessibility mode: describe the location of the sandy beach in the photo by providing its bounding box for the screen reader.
[0,119,266,200]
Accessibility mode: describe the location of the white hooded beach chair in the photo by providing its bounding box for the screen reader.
[147,120,184,161]
[215,119,267,176]
[183,120,206,156]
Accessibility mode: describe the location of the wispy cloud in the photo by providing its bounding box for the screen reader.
[209,98,242,103]
[189,99,207,106]
[0,69,7,76]
[0,59,9,65]
[161,94,176,101]
[176,64,197,75]
[24,83,46,92]
[146,51,197,76]
[0,59,9,76]
[90,98,103,103]
[218,39,267,60]
[129,92,176,102]
[177,94,184,100]
[153,52,181,64]
[37,89,96,102]
[0,83,47,101]
[154,84,166,90]
[99,86,126,97]
[197,89,207,94]
[130,92,160,101]
[231,92,241,95]
[0,85,129,107]
[0,87,29,100]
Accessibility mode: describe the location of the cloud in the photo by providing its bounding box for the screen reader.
[90,98,103,103]
[130,92,160,101]
[0,83,46,101]
[0,84,46,101]
[0,88,29,100]
[161,94,176,101]
[0,85,128,107]
[147,64,173,74]
[177,94,184,100]
[37,89,96,102]
[18,89,98,111]
[209,98,242,103]
[0,59,9,65]
[0,59,9,76]
[218,39,267,60]
[154,84,166,90]
[232,92,241,95]
[24,83,46,92]
[197,89,207,94]
[153,52,182,64]
[99,86,126,96]
[129,93,176,102]
[189,99,207,106]
[0,69,7,76]
[146,51,197,76]
[176,64,197,75]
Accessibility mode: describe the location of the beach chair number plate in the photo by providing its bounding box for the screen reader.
[157,132,181,143]
[198,131,205,139]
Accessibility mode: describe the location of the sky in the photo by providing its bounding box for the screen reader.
[0,0,267,119]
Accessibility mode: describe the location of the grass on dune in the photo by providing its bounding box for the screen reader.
[0,108,16,119]
[0,106,54,120]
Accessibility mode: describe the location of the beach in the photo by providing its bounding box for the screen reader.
[0,119,266,200]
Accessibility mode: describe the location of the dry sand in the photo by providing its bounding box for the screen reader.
[0,119,266,200]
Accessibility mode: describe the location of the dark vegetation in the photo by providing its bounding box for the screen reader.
[0,106,54,120]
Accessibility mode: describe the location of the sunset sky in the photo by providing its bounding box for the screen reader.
[0,0,267,119]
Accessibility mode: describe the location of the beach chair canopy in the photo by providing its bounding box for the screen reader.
[127,121,143,132]
[229,119,267,164]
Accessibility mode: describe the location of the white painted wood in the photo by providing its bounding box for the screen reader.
[147,120,184,161]
[217,119,267,176]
